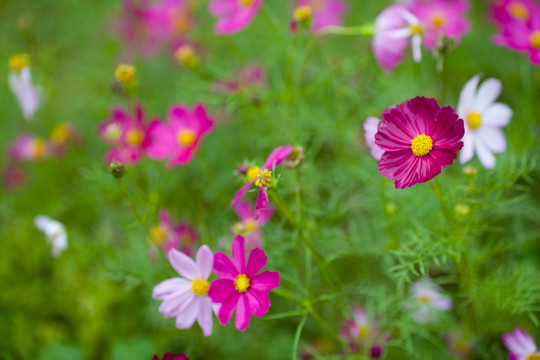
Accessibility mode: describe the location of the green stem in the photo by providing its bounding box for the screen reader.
[429,177,452,228]
[118,178,150,237]
[317,24,375,37]
[292,314,307,360]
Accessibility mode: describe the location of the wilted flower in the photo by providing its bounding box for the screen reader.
[152,246,217,336]
[8,53,40,120]
[34,215,68,257]
[341,305,386,358]
[232,200,273,250]
[408,278,452,324]
[283,145,305,169]
[456,75,512,169]
[375,97,464,189]
[209,0,262,35]
[502,327,540,360]
[298,0,348,33]
[208,235,280,331]
[363,117,383,161]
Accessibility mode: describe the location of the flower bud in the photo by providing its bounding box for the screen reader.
[384,202,398,216]
[293,5,312,29]
[174,44,200,69]
[454,203,470,221]
[284,146,305,169]
[115,63,137,91]
[463,165,478,177]
[109,161,125,179]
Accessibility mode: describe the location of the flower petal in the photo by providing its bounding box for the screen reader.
[217,291,240,326]
[159,292,194,318]
[197,297,214,337]
[196,245,213,279]
[474,136,496,169]
[231,182,253,208]
[254,186,269,219]
[231,235,246,273]
[263,145,293,169]
[168,248,198,280]
[459,132,474,165]
[482,103,512,127]
[250,270,280,292]
[153,278,191,300]
[175,296,200,329]
[247,288,271,317]
[245,248,267,278]
[235,294,253,331]
[213,252,238,279]
[477,126,506,153]
[457,75,480,117]
[208,278,236,303]
[474,78,502,113]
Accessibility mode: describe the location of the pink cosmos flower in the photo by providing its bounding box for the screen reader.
[151,209,198,256]
[9,66,40,120]
[410,0,470,48]
[209,0,263,35]
[374,97,464,189]
[372,4,423,72]
[341,305,386,358]
[146,103,214,167]
[9,134,50,161]
[143,0,194,41]
[232,200,273,251]
[208,235,280,331]
[213,65,266,93]
[456,75,512,169]
[152,246,217,336]
[363,117,384,161]
[491,0,537,26]
[152,353,189,360]
[231,144,292,217]
[2,161,26,190]
[298,0,348,33]
[408,278,452,324]
[98,105,156,165]
[502,327,540,360]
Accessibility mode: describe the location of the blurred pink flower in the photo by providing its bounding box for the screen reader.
[363,117,384,161]
[375,97,464,189]
[209,0,263,35]
[410,0,470,48]
[2,160,26,190]
[151,209,198,256]
[9,134,50,161]
[408,278,452,324]
[341,305,386,358]
[299,0,348,33]
[502,327,540,360]
[231,144,292,217]
[213,65,266,93]
[491,0,537,26]
[143,0,194,41]
[146,103,214,167]
[208,235,279,331]
[232,200,273,250]
[152,246,217,336]
[152,353,189,360]
[457,75,512,169]
[9,66,40,120]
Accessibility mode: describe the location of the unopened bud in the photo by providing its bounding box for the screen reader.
[237,163,249,175]
[463,165,478,177]
[115,63,137,90]
[293,5,312,29]
[385,202,398,216]
[175,45,200,69]
[284,146,305,169]
[109,161,125,179]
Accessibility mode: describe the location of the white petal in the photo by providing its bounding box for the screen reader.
[475,137,496,169]
[459,132,475,164]
[197,297,214,337]
[477,126,506,153]
[159,291,194,318]
[482,103,512,127]
[51,232,68,257]
[386,27,412,39]
[411,34,422,63]
[474,78,502,113]
[175,296,200,329]
[168,248,198,280]
[152,278,191,300]
[195,245,213,280]
[457,75,480,118]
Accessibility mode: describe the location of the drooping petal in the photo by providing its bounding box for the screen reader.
[245,248,267,278]
[263,144,293,169]
[250,271,280,292]
[254,186,269,219]
[234,200,253,221]
[168,248,198,280]
[256,204,274,225]
[196,245,213,279]
[231,182,254,208]
[213,252,239,279]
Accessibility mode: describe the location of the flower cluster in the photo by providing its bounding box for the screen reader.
[150,209,198,256]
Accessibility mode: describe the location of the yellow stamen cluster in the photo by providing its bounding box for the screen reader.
[126,129,143,146]
[9,53,30,72]
[115,63,137,85]
[508,2,529,20]
[246,166,273,187]
[530,31,540,49]
[358,325,369,340]
[234,274,251,293]
[431,14,445,28]
[177,130,196,147]
[293,5,312,23]
[244,219,258,233]
[419,294,431,304]
[191,279,210,296]
[410,134,433,157]
[466,112,482,129]
[174,45,199,69]
[50,124,71,145]
[32,139,47,159]
[527,354,540,360]
[240,0,253,7]
[410,24,423,35]
[151,225,168,244]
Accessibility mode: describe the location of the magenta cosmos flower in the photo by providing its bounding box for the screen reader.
[208,235,280,331]
[342,305,386,358]
[372,4,423,72]
[231,144,292,217]
[232,200,273,251]
[152,246,217,336]
[152,352,189,360]
[502,328,540,360]
[363,117,384,161]
[491,0,537,26]
[374,97,464,189]
[209,0,263,35]
[298,0,348,33]
[143,0,194,41]
[410,0,470,48]
[146,103,214,167]
[151,209,198,256]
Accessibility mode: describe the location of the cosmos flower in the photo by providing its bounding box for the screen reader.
[208,235,280,331]
[142,0,194,41]
[34,216,68,257]
[502,327,540,360]
[372,4,423,72]
[232,200,273,251]
[9,134,50,161]
[374,97,464,189]
[209,0,263,35]
[341,305,386,358]
[8,54,40,120]
[152,246,217,336]
[151,209,198,256]
[408,278,452,324]
[152,352,189,360]
[363,117,384,161]
[298,0,348,33]
[49,123,80,156]
[146,103,214,167]
[409,0,470,48]
[456,75,512,169]
[491,0,537,26]
[231,144,292,217]
[213,65,266,94]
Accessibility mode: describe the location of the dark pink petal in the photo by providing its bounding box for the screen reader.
[217,291,240,326]
[234,200,253,221]
[429,149,459,169]
[231,235,246,273]
[208,278,236,303]
[254,186,269,219]
[168,104,192,128]
[167,144,199,167]
[377,149,415,181]
[145,121,175,160]
[256,204,274,225]
[245,248,267,278]
[263,144,293,169]
[250,270,280,292]
[213,252,238,279]
[231,182,254,208]
[431,106,465,147]
[235,294,253,331]
[194,103,214,135]
[158,209,172,227]
[247,288,271,317]
[400,96,439,135]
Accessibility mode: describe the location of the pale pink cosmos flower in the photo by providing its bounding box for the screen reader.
[151,210,198,256]
[152,245,217,336]
[341,305,386,358]
[502,327,540,360]
[209,0,263,35]
[408,278,452,324]
[456,75,512,169]
[363,117,384,161]
[208,235,280,331]
[372,4,423,72]
[9,66,40,120]
[146,103,214,167]
[410,0,470,48]
[9,134,50,161]
[231,144,292,218]
[298,0,348,33]
[232,200,273,251]
[143,0,194,41]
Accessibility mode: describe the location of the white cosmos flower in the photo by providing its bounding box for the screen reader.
[409,278,452,324]
[34,216,68,257]
[9,66,40,120]
[457,75,512,169]
[386,8,424,63]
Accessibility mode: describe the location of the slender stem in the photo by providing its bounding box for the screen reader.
[272,288,304,307]
[429,177,452,228]
[292,314,308,360]
[317,24,375,37]
[118,178,150,237]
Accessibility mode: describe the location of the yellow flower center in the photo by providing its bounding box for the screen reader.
[419,294,431,304]
[293,5,312,22]
[181,234,191,245]
[431,13,445,28]
[191,279,210,296]
[9,53,30,72]
[410,24,423,35]
[246,166,273,187]
[239,0,253,6]
[50,124,70,145]
[126,129,143,146]
[358,325,369,340]
[410,135,433,157]
[466,112,482,129]
[177,130,196,147]
[530,31,540,49]
[244,219,258,233]
[32,139,46,159]
[508,2,529,20]
[174,45,198,68]
[234,274,251,293]
[527,354,540,360]
[151,225,168,245]
[115,63,136,84]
